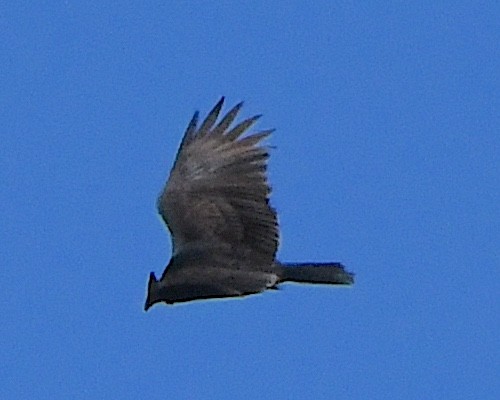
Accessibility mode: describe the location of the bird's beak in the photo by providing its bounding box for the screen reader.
[144,300,152,312]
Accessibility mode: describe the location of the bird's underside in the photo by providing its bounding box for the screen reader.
[145,98,354,310]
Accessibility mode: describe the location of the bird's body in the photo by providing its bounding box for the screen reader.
[145,98,354,310]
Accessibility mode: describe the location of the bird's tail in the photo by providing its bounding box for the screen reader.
[278,262,354,285]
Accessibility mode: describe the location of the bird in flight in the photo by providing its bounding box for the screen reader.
[145,98,354,310]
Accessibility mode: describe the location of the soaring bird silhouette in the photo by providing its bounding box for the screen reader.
[145,98,354,310]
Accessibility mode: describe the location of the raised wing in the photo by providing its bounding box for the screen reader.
[157,98,279,266]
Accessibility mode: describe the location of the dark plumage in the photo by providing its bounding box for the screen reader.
[145,98,354,310]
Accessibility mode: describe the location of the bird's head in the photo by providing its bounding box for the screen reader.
[144,272,159,311]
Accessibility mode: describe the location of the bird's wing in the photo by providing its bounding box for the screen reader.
[158,97,279,266]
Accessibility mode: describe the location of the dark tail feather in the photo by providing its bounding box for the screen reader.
[278,262,354,285]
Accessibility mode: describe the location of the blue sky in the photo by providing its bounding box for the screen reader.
[1,2,499,399]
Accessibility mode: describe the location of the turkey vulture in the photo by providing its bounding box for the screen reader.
[145,98,354,310]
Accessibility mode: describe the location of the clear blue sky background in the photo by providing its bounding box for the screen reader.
[1,2,498,399]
